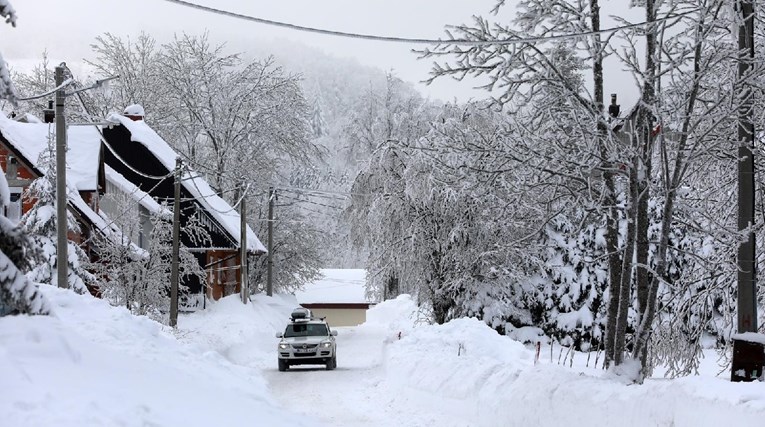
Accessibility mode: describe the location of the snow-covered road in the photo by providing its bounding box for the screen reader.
[5,287,765,427]
[262,326,472,427]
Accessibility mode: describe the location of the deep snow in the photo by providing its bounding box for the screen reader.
[0,286,314,427]
[2,273,765,426]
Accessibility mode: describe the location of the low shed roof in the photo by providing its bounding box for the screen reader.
[296,269,374,305]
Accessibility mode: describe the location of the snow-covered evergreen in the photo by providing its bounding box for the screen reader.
[0,183,50,315]
[0,1,50,316]
[0,0,17,104]
[20,140,95,294]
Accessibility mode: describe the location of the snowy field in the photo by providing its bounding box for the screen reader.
[2,279,765,426]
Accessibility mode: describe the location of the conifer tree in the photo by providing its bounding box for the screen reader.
[20,140,95,294]
[0,0,50,316]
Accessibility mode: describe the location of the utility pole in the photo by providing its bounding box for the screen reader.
[732,0,763,382]
[266,186,274,297]
[169,158,182,328]
[55,65,69,289]
[240,181,248,304]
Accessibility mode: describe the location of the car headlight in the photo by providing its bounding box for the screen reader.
[278,342,290,350]
[320,341,332,348]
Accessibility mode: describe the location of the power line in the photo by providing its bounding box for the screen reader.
[161,0,697,46]
[183,166,250,214]
[276,185,370,197]
[278,192,345,211]
[278,187,350,202]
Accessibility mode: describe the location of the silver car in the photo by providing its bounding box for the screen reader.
[276,317,337,371]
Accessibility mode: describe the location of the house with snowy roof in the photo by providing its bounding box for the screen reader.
[101,106,266,303]
[0,112,108,252]
[0,106,266,306]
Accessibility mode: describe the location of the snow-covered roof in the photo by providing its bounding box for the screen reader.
[295,269,374,304]
[0,112,101,191]
[105,166,171,219]
[106,113,266,254]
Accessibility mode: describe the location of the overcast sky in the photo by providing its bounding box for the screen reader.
[2,0,642,106]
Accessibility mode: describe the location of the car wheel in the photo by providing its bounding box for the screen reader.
[278,359,288,372]
[326,355,337,370]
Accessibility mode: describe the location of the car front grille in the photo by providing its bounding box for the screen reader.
[293,352,317,357]
[291,344,318,349]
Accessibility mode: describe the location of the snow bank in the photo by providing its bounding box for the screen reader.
[0,286,314,427]
[368,295,765,426]
[361,294,419,336]
[177,293,299,370]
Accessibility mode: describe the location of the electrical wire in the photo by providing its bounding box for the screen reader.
[82,173,173,247]
[183,165,250,214]
[17,78,74,101]
[275,185,370,197]
[100,136,176,180]
[160,0,697,46]
[65,76,176,182]
[277,192,344,210]
[278,187,351,203]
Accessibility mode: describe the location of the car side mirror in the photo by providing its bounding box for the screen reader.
[331,330,338,336]
[275,332,283,338]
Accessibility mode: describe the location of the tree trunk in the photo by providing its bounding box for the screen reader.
[591,0,623,369]
[632,9,706,379]
[614,168,637,365]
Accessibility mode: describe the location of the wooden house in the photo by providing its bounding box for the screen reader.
[101,108,266,306]
[0,107,266,307]
[0,112,107,251]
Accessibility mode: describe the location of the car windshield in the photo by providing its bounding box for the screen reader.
[284,323,329,338]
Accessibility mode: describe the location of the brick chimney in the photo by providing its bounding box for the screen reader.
[123,104,145,121]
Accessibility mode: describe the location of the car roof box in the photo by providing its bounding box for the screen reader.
[291,307,312,321]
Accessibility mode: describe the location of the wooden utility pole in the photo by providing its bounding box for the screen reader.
[169,158,182,328]
[266,186,274,297]
[732,0,763,382]
[240,181,248,304]
[54,65,69,289]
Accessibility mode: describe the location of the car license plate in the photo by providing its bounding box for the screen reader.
[295,348,313,353]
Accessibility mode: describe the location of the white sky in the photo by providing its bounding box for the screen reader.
[2,0,642,106]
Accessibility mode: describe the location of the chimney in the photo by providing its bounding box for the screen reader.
[43,100,55,123]
[5,156,18,180]
[608,94,621,119]
[123,104,145,121]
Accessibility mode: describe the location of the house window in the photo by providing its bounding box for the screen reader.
[4,188,22,224]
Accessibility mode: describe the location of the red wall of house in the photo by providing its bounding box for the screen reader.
[206,250,242,301]
[0,144,39,214]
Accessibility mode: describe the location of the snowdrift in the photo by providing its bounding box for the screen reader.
[0,286,314,427]
[5,284,763,427]
[363,295,765,426]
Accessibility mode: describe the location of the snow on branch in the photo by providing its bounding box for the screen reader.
[0,0,17,27]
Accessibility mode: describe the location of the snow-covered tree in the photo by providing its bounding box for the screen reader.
[0,173,50,315]
[415,0,757,382]
[0,0,51,316]
[0,0,17,104]
[91,192,206,321]
[84,32,326,292]
[20,137,96,293]
[531,214,609,351]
